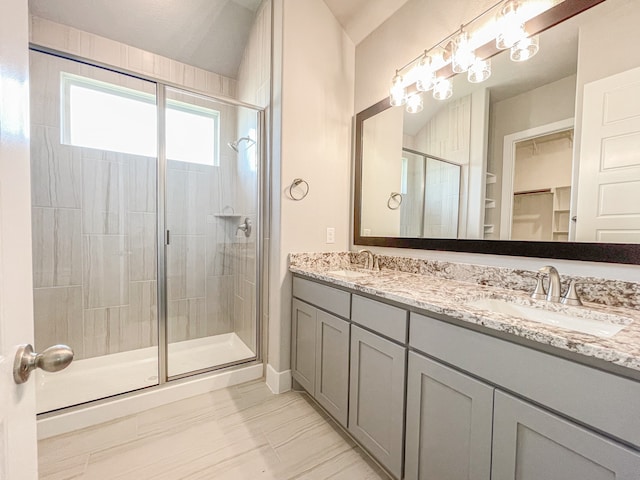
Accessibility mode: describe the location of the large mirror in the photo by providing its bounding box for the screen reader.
[355,0,640,264]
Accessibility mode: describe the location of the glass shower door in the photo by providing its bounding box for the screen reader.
[164,87,259,377]
[30,50,159,412]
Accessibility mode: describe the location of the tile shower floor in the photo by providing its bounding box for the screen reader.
[37,334,255,413]
[38,381,390,479]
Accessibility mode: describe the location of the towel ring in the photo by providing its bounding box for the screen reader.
[387,192,403,210]
[289,178,309,201]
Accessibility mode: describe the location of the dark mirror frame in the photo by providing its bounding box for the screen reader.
[354,0,640,265]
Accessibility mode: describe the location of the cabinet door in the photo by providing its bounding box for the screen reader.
[291,298,316,393]
[404,352,494,480]
[492,391,640,480]
[314,310,350,428]
[349,325,406,479]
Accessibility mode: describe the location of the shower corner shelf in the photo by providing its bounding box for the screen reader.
[486,172,497,184]
[485,198,496,209]
[214,213,243,218]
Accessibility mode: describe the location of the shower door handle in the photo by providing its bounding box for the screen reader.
[13,344,74,384]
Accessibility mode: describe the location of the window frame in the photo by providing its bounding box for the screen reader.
[60,72,220,166]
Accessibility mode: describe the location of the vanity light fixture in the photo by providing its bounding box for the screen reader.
[406,93,424,113]
[390,0,551,112]
[432,77,453,101]
[389,71,407,106]
[468,57,492,83]
[451,28,476,74]
[415,53,436,92]
[510,34,539,61]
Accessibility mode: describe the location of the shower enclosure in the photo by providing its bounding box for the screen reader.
[30,50,262,413]
[399,148,461,238]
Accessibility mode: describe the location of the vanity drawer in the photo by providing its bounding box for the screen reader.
[352,294,408,343]
[292,276,351,319]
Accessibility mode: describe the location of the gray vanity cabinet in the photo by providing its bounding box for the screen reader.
[349,325,406,479]
[404,352,494,480]
[314,309,350,427]
[292,275,640,480]
[491,391,640,480]
[291,297,350,427]
[291,298,317,394]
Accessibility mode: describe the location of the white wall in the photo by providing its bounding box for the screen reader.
[361,106,403,236]
[269,0,355,374]
[514,136,572,193]
[353,0,640,282]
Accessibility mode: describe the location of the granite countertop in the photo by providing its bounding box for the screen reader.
[289,253,640,374]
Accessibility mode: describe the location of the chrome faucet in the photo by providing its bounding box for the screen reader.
[358,249,379,271]
[538,265,562,303]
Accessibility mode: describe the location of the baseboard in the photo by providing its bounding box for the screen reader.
[37,363,263,439]
[265,364,292,394]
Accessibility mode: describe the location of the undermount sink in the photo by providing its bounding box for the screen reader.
[467,298,632,338]
[327,269,371,279]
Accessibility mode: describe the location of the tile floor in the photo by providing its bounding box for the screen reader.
[38,381,390,479]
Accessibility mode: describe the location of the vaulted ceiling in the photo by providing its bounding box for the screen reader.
[28,0,262,78]
[322,0,411,44]
[28,0,408,78]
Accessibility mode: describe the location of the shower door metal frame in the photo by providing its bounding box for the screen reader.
[29,45,266,395]
[159,84,265,382]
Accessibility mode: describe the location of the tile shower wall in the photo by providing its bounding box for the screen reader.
[166,118,237,343]
[233,0,272,353]
[163,87,256,348]
[31,52,158,359]
[30,52,157,359]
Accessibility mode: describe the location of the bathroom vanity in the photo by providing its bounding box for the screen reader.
[289,252,640,480]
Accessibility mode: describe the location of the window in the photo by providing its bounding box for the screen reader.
[61,73,219,166]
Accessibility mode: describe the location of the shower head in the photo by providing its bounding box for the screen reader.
[227,136,255,153]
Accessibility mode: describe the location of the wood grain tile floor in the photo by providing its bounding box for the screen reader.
[38,381,391,479]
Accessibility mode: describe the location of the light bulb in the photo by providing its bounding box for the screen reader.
[389,72,406,106]
[451,31,476,74]
[468,57,491,83]
[510,35,539,62]
[416,54,435,92]
[406,93,424,113]
[433,78,453,101]
[496,0,527,49]
[496,22,527,49]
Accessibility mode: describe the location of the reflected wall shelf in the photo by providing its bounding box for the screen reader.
[552,185,571,241]
[484,173,497,238]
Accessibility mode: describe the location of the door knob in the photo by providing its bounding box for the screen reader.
[13,344,74,384]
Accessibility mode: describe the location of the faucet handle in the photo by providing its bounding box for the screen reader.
[530,274,547,300]
[561,279,582,306]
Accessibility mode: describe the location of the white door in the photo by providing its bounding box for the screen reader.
[0,1,39,478]
[576,66,640,242]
